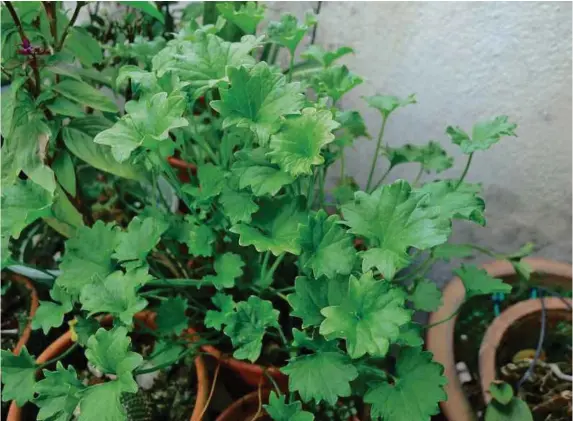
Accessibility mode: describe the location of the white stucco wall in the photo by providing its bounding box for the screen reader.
[270,1,572,280]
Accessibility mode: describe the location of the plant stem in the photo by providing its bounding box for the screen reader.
[146,278,203,287]
[306,171,316,209]
[371,165,393,191]
[133,347,195,375]
[287,52,295,82]
[365,117,388,192]
[339,150,345,180]
[455,152,474,189]
[413,165,424,186]
[4,2,26,43]
[260,251,271,282]
[423,305,463,329]
[269,44,280,65]
[42,2,58,46]
[263,253,285,286]
[57,2,84,51]
[317,167,325,207]
[38,343,80,370]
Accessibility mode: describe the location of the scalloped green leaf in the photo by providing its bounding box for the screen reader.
[447,116,517,154]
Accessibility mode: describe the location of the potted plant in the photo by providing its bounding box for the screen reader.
[1,1,537,420]
[427,258,572,421]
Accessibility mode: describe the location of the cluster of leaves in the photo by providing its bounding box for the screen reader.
[1,2,532,421]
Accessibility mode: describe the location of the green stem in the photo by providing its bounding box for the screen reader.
[455,152,474,189]
[269,44,280,65]
[423,305,463,329]
[340,150,345,181]
[158,156,194,210]
[56,1,84,50]
[366,117,388,192]
[413,165,424,186]
[287,52,295,82]
[260,251,270,282]
[317,168,325,207]
[133,347,195,375]
[371,165,393,191]
[38,343,80,370]
[146,278,203,287]
[263,253,285,286]
[306,171,316,209]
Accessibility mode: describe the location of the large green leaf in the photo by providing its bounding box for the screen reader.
[365,348,447,421]
[230,196,307,256]
[53,80,119,113]
[152,32,260,87]
[219,184,259,224]
[63,117,147,181]
[80,269,149,325]
[32,285,74,334]
[455,264,512,298]
[156,296,189,336]
[299,210,356,279]
[301,45,354,68]
[113,216,169,266]
[93,92,188,162]
[365,94,416,119]
[485,397,533,421]
[56,221,119,296]
[282,351,358,405]
[342,180,451,279]
[415,180,485,226]
[288,276,329,328]
[0,347,37,406]
[52,151,76,196]
[268,108,339,176]
[311,65,363,103]
[64,27,103,66]
[447,116,517,154]
[319,272,411,359]
[216,2,265,34]
[77,381,128,421]
[408,280,443,312]
[264,392,314,421]
[211,62,304,144]
[35,362,85,421]
[222,296,279,362]
[119,1,165,23]
[231,148,294,196]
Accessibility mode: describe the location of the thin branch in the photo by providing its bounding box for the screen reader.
[310,1,322,45]
[4,2,27,43]
[56,1,84,51]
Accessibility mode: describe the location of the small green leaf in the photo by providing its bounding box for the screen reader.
[230,196,307,256]
[210,63,304,144]
[365,348,447,421]
[299,210,356,279]
[56,221,119,296]
[268,108,339,177]
[180,216,215,257]
[288,276,329,328]
[216,2,265,34]
[94,92,187,162]
[219,185,259,224]
[156,296,189,336]
[311,65,363,103]
[52,151,77,196]
[119,1,165,23]
[80,269,150,325]
[455,264,512,298]
[409,280,443,312]
[264,392,314,421]
[319,272,411,359]
[336,110,370,139]
[1,347,37,406]
[223,296,279,362]
[365,94,416,119]
[205,293,236,331]
[32,285,74,334]
[489,381,514,405]
[342,180,451,280]
[70,317,100,347]
[281,351,358,405]
[86,327,143,392]
[484,397,533,421]
[202,252,245,290]
[267,13,316,55]
[231,148,295,196]
[35,362,85,421]
[78,380,129,421]
[53,80,119,113]
[332,176,359,206]
[184,163,226,200]
[396,323,424,347]
[64,27,103,66]
[113,216,169,265]
[447,116,517,154]
[385,141,453,173]
[302,45,354,68]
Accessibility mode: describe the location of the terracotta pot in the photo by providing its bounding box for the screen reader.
[479,296,572,404]
[216,389,361,421]
[426,258,572,421]
[185,326,289,391]
[7,312,209,421]
[7,274,39,355]
[168,156,197,183]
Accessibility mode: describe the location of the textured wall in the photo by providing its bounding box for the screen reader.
[269,1,572,280]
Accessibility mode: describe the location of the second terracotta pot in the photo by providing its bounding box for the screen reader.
[7,312,209,421]
[426,258,572,421]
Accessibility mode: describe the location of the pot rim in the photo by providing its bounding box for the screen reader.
[7,311,209,421]
[478,296,572,404]
[8,274,39,356]
[425,257,572,421]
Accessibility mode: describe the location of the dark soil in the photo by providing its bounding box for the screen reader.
[0,279,29,351]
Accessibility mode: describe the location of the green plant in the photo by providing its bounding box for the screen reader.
[1,2,534,420]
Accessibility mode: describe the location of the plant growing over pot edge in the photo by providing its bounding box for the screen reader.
[1,1,535,420]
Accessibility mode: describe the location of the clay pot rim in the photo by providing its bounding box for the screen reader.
[185,326,286,387]
[167,157,197,174]
[7,311,209,421]
[478,296,572,404]
[8,274,39,355]
[216,389,272,421]
[425,257,572,421]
